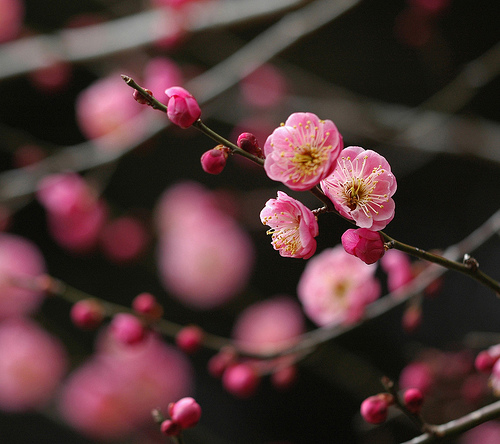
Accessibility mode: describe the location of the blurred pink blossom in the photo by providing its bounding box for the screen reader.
[75,72,143,147]
[37,172,108,253]
[381,249,414,294]
[143,57,183,99]
[58,331,193,440]
[0,318,67,411]
[264,112,343,191]
[156,182,254,309]
[232,296,305,354]
[297,245,380,326]
[0,0,24,43]
[321,146,397,230]
[460,421,500,444]
[0,233,46,319]
[240,64,287,109]
[260,191,319,259]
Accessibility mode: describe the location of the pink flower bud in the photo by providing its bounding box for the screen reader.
[360,394,391,424]
[222,363,260,398]
[341,228,385,265]
[402,305,422,333]
[207,348,236,378]
[475,350,498,373]
[169,397,202,429]
[165,86,201,128]
[109,313,145,345]
[132,292,163,319]
[132,88,153,105]
[200,146,229,175]
[271,365,298,391]
[176,325,204,354]
[237,132,263,158]
[403,388,424,414]
[160,419,181,436]
[70,299,105,330]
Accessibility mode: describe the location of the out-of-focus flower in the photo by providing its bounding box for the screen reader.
[0,318,67,412]
[240,64,287,109]
[321,146,397,230]
[399,361,434,395]
[70,299,105,330]
[341,228,385,264]
[143,57,183,99]
[264,112,343,191]
[58,331,193,440]
[297,245,380,326]
[403,388,424,414]
[0,0,24,43]
[156,182,254,309]
[99,216,149,263]
[0,233,46,319]
[76,72,143,147]
[132,292,163,319]
[460,421,500,444]
[260,191,318,259]
[381,249,414,294]
[176,325,204,354]
[37,172,108,253]
[222,363,260,398]
[109,314,145,346]
[232,296,305,354]
[165,86,201,128]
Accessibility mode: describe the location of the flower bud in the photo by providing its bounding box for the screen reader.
[160,419,181,436]
[176,325,204,354]
[169,397,202,429]
[132,292,163,319]
[133,88,153,105]
[207,348,237,378]
[165,86,201,128]
[341,228,385,265]
[70,299,105,330]
[109,313,145,345]
[360,394,392,424]
[237,132,263,158]
[200,146,229,175]
[222,363,260,398]
[475,350,497,373]
[403,388,424,414]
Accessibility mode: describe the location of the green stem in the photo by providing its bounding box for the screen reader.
[380,232,500,295]
[121,75,168,112]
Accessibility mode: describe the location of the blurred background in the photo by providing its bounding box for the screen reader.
[0,0,499,443]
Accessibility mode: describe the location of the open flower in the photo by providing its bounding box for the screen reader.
[263,112,343,191]
[321,146,397,230]
[260,191,318,259]
[297,245,380,326]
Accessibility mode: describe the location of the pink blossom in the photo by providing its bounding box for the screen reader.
[143,57,183,99]
[132,292,163,319]
[460,421,500,444]
[0,318,67,411]
[240,64,287,109]
[297,245,380,326]
[76,73,143,146]
[176,325,204,354]
[260,191,319,259]
[264,112,343,191]
[109,313,145,345]
[222,363,260,398]
[156,182,254,309]
[0,0,24,43]
[37,172,108,253]
[381,249,414,294]
[237,132,263,158]
[70,299,105,330]
[0,233,46,319]
[232,296,305,354]
[321,146,397,230]
[165,86,201,128]
[200,146,229,175]
[341,228,385,264]
[58,332,193,440]
[403,388,424,414]
[169,397,202,428]
[399,362,434,395]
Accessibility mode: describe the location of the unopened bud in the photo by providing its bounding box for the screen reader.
[237,132,263,158]
[200,145,229,175]
[133,88,153,105]
[403,388,424,414]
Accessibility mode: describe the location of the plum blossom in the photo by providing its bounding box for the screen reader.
[341,228,385,264]
[263,112,343,191]
[156,182,254,309]
[297,245,380,326]
[58,331,193,440]
[0,318,67,411]
[0,233,46,319]
[321,146,397,230]
[0,0,24,43]
[165,86,201,128]
[260,191,319,259]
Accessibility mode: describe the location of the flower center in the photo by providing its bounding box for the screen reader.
[263,212,301,255]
